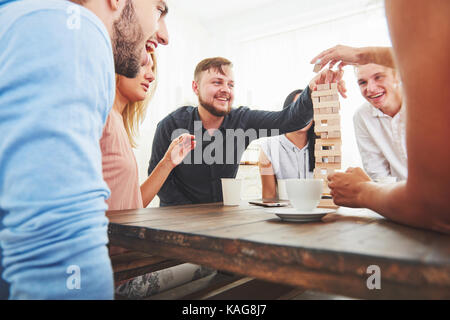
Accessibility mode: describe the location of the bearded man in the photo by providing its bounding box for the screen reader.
[148,57,346,206]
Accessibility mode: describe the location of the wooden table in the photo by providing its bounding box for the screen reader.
[107,202,450,299]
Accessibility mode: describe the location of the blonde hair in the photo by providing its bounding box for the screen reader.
[118,51,157,148]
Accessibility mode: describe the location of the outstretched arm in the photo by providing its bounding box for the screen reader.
[329,0,450,234]
[311,45,396,70]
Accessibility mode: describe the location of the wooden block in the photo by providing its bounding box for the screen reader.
[314,101,340,108]
[328,131,341,138]
[314,125,341,133]
[328,119,340,126]
[313,64,321,73]
[319,94,339,102]
[332,107,340,113]
[318,197,339,209]
[315,150,342,158]
[320,132,327,139]
[314,163,342,170]
[311,89,339,98]
[313,113,340,121]
[322,185,331,195]
[317,156,342,164]
[315,138,342,146]
[323,157,331,164]
[330,83,338,90]
[312,97,320,105]
[314,167,336,176]
[317,83,330,91]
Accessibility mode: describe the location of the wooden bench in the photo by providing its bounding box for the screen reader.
[110,251,184,284]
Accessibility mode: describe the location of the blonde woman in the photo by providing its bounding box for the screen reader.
[100,51,213,299]
[101,52,195,211]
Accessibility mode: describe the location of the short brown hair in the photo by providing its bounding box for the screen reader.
[194,57,233,82]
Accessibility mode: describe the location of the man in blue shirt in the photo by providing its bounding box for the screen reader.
[0,0,169,299]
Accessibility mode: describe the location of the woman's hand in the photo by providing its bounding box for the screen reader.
[163,133,196,168]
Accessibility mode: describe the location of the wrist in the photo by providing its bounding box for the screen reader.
[356,181,376,208]
[357,47,370,65]
[161,155,175,170]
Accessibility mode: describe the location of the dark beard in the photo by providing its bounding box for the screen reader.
[199,96,231,117]
[112,0,144,78]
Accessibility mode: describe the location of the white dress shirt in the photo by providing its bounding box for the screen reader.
[260,135,313,179]
[353,101,408,181]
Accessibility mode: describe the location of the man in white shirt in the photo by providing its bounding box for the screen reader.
[353,63,406,181]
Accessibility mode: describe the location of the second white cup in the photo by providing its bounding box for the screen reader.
[221,178,242,206]
[285,179,323,211]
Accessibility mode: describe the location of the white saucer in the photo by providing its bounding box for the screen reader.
[266,208,335,222]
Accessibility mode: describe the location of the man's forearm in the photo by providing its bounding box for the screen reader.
[358,181,450,234]
[361,47,396,69]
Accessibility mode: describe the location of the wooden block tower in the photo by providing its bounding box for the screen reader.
[311,82,341,208]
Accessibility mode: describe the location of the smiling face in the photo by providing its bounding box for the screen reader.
[193,66,235,117]
[112,0,168,78]
[117,52,155,103]
[356,64,402,116]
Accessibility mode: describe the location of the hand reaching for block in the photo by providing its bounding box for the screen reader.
[309,67,347,99]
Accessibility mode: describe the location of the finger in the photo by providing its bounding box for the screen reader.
[325,69,334,83]
[337,81,348,99]
[315,71,326,86]
[310,48,333,64]
[336,66,344,82]
[337,61,347,70]
[328,59,340,70]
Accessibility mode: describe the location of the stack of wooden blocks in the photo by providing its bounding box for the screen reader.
[311,82,341,208]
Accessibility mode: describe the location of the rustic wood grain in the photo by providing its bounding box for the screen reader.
[107,203,450,299]
[110,251,184,282]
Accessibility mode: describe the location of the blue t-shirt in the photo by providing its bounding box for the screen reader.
[0,0,115,299]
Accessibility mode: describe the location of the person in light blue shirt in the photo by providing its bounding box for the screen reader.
[0,0,169,299]
[258,90,316,200]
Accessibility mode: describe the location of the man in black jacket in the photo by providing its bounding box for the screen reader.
[148,57,345,206]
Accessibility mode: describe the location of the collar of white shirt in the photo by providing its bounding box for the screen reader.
[280,134,309,153]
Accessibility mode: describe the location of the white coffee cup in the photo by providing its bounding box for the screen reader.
[277,179,289,200]
[221,178,242,206]
[285,179,323,211]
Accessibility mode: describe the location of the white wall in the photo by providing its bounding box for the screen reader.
[231,4,392,169]
[133,1,393,205]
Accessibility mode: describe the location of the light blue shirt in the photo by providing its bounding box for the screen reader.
[260,135,313,179]
[0,0,115,299]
